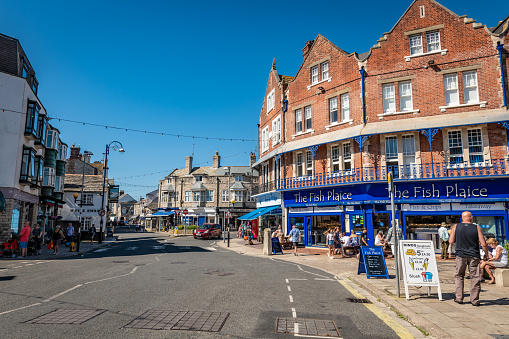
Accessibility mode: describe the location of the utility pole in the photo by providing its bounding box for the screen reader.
[388,171,400,298]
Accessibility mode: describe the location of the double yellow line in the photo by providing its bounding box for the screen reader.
[334,276,414,339]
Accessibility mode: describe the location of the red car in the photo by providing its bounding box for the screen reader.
[193,223,222,239]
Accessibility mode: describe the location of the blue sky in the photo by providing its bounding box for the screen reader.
[1,0,505,198]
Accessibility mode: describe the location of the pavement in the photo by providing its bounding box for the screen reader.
[216,237,509,339]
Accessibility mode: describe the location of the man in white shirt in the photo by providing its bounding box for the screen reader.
[437,222,449,259]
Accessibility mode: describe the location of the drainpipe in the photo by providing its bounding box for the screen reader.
[497,43,507,108]
[359,68,367,124]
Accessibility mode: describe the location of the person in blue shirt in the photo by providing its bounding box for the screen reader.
[288,224,301,256]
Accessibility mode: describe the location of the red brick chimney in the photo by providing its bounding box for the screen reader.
[302,40,314,59]
[70,143,80,160]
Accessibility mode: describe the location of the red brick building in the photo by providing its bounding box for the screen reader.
[253,0,509,248]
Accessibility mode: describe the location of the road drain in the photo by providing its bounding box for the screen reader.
[346,298,371,303]
[276,317,340,337]
[123,310,229,332]
[25,309,106,324]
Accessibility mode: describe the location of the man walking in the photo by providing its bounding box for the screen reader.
[386,221,403,258]
[18,221,31,257]
[66,223,75,251]
[438,222,449,259]
[288,224,301,256]
[449,211,488,306]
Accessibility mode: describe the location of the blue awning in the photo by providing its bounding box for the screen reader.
[151,211,175,216]
[238,206,281,220]
[238,207,267,220]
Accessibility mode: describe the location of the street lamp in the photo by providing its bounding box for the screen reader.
[73,150,93,252]
[99,141,125,243]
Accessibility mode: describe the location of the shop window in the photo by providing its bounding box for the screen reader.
[340,93,350,121]
[206,190,214,202]
[329,97,337,124]
[448,130,464,164]
[467,129,483,164]
[185,191,192,202]
[343,143,352,171]
[25,101,40,135]
[331,146,339,172]
[306,151,313,176]
[296,153,304,177]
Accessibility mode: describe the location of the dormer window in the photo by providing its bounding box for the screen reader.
[195,175,203,182]
[234,175,243,182]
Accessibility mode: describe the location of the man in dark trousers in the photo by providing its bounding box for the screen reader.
[449,211,488,306]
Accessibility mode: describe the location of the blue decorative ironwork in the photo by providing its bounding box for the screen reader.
[420,128,440,178]
[499,121,509,130]
[353,135,368,151]
[307,145,320,159]
[275,153,281,163]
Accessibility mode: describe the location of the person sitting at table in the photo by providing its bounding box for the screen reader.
[375,231,385,246]
[350,232,360,246]
[341,233,351,247]
[480,238,509,284]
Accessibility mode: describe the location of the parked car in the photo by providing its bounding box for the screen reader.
[193,223,222,239]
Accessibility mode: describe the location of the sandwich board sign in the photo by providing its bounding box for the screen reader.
[357,246,389,279]
[399,240,442,301]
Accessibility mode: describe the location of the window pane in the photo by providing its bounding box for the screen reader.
[402,135,415,156]
[341,93,350,121]
[329,97,337,123]
[448,131,464,163]
[311,66,318,84]
[444,74,459,105]
[467,129,483,163]
[321,61,329,80]
[343,143,352,171]
[385,137,398,159]
[305,106,312,130]
[426,31,440,52]
[383,84,395,113]
[296,109,302,133]
[409,35,422,55]
[462,71,478,103]
[306,151,313,175]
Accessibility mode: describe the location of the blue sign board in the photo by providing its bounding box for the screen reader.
[358,246,389,279]
[284,178,509,207]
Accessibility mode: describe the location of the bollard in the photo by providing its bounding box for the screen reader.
[227,227,230,247]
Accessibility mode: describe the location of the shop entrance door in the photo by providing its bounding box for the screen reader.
[306,216,313,246]
[349,213,364,235]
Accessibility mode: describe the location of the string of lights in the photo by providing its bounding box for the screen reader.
[0,107,257,142]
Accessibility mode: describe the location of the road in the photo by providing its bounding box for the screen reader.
[0,231,402,338]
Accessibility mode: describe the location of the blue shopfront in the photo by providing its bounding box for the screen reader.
[284,178,509,248]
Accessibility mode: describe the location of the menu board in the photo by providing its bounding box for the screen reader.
[399,240,442,300]
[272,237,283,255]
[357,246,389,279]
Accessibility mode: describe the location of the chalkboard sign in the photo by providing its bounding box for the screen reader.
[272,237,283,255]
[358,246,389,279]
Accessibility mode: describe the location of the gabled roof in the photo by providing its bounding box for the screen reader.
[64,174,114,192]
[490,15,509,36]
[119,193,137,203]
[190,182,208,191]
[230,182,247,191]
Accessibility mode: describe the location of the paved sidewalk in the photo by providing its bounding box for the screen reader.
[218,238,509,339]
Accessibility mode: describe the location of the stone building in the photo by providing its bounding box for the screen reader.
[253,0,509,248]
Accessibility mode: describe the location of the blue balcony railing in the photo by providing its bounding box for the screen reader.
[275,159,509,192]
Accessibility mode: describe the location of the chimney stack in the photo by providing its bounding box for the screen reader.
[84,153,91,164]
[185,156,193,175]
[302,40,314,59]
[70,143,81,160]
[250,152,257,167]
[212,151,221,168]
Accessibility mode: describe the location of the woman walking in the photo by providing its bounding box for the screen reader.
[52,226,65,255]
[32,224,43,255]
[327,229,335,259]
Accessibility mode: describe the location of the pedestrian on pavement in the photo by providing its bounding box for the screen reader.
[360,228,368,246]
[288,224,301,256]
[32,223,43,255]
[349,232,360,246]
[66,223,74,245]
[52,226,65,255]
[90,224,96,243]
[449,211,489,306]
[438,222,449,259]
[18,221,31,257]
[326,228,335,259]
[480,238,508,284]
[386,221,403,258]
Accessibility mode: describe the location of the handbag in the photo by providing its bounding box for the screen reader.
[48,240,53,249]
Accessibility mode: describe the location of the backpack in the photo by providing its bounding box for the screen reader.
[441,229,449,241]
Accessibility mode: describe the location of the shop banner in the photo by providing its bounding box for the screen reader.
[399,240,443,301]
[451,202,505,211]
[284,178,509,207]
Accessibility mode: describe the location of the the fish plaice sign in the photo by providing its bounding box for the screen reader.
[400,240,443,301]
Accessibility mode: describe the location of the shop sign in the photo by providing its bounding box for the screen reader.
[289,207,313,214]
[399,240,442,301]
[313,206,343,213]
[451,202,505,211]
[402,204,449,211]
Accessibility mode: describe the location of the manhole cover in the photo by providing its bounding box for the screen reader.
[171,262,187,264]
[276,318,340,337]
[25,309,106,324]
[346,298,371,303]
[124,310,229,332]
[113,261,129,263]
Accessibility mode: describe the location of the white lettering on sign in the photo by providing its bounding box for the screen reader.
[452,203,504,211]
[402,204,449,211]
[386,184,489,199]
[293,189,352,204]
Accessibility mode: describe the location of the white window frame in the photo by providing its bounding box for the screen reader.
[246,190,253,202]
[426,31,441,52]
[331,145,340,172]
[311,66,319,84]
[295,109,302,133]
[262,126,269,152]
[398,81,413,112]
[409,35,423,55]
[444,74,459,106]
[43,167,56,187]
[83,193,93,205]
[267,88,275,113]
[221,190,229,202]
[462,71,479,104]
[382,83,396,113]
[321,61,329,81]
[343,143,352,172]
[447,130,464,164]
[82,217,92,230]
[306,151,313,176]
[385,136,398,160]
[329,97,338,124]
[467,128,483,164]
[232,191,243,202]
[272,116,281,145]
[340,93,350,121]
[304,106,312,131]
[193,191,204,202]
[206,190,214,202]
[296,153,304,177]
[185,191,192,202]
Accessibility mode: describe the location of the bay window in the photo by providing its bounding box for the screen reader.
[25,101,40,136]
[20,147,36,183]
[193,191,204,202]
[42,167,56,187]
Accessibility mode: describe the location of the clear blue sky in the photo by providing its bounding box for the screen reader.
[1,0,505,198]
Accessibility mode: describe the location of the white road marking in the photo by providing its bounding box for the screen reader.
[286,279,289,283]
[287,279,308,281]
[291,307,297,318]
[206,247,217,251]
[43,284,83,301]
[289,295,294,303]
[294,334,343,339]
[13,266,23,269]
[25,264,34,266]
[164,240,168,242]
[294,322,299,334]
[314,278,334,281]
[0,303,41,315]
[272,258,331,279]
[287,286,292,292]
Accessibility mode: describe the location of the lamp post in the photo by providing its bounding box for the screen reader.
[99,141,125,243]
[73,150,93,252]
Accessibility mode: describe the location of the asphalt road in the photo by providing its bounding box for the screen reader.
[0,231,400,338]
